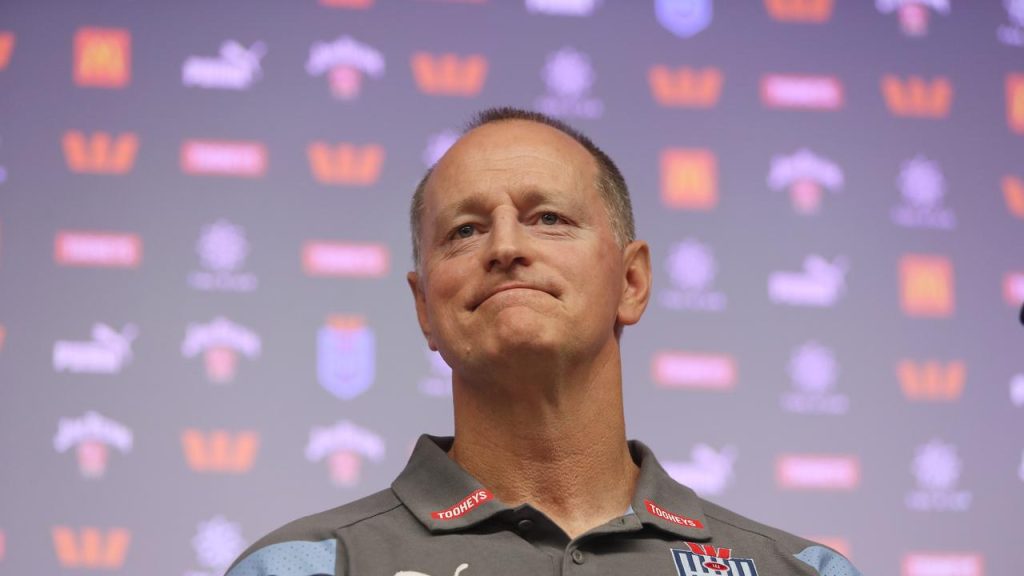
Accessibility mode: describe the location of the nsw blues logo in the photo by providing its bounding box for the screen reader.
[656,0,713,38]
[672,543,758,576]
[317,316,375,400]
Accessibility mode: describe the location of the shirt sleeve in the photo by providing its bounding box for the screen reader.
[794,545,863,576]
[225,538,338,576]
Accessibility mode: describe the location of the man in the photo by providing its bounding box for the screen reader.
[226,108,861,576]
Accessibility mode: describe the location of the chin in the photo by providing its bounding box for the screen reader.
[483,324,565,361]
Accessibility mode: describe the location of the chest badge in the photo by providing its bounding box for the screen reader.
[672,543,759,576]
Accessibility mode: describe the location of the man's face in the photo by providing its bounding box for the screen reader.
[408,120,643,377]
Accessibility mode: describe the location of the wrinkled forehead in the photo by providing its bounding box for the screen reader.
[422,120,599,218]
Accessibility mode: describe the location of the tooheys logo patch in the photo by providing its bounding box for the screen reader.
[431,489,492,520]
[644,500,704,529]
[672,542,759,576]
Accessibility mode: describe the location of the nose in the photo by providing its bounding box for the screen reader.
[484,211,531,272]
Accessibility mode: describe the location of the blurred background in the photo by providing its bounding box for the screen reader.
[0,1,1022,574]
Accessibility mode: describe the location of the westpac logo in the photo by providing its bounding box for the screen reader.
[1005,272,1024,308]
[185,516,247,576]
[53,411,133,479]
[306,35,384,100]
[877,0,948,38]
[781,342,849,415]
[307,142,384,185]
[55,230,142,268]
[891,155,956,230]
[526,0,599,16]
[661,149,717,210]
[652,351,736,391]
[63,131,138,174]
[902,553,983,576]
[882,75,952,118]
[305,420,384,486]
[412,52,487,97]
[1002,175,1024,218]
[656,0,712,38]
[663,444,736,497]
[767,148,843,215]
[659,239,726,311]
[900,254,954,317]
[181,140,267,177]
[899,360,964,401]
[765,0,833,22]
[53,526,130,568]
[761,74,843,110]
[535,47,603,119]
[74,28,130,88]
[303,241,389,278]
[776,454,860,490]
[1008,74,1024,134]
[906,439,972,512]
[188,219,258,292]
[183,40,266,90]
[768,255,848,307]
[181,317,261,384]
[423,129,459,167]
[649,66,722,108]
[0,32,14,71]
[419,349,453,397]
[317,316,375,400]
[53,323,137,374]
[182,429,259,473]
[999,1,1024,46]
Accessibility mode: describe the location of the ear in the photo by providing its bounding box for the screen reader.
[617,240,652,327]
[407,270,437,351]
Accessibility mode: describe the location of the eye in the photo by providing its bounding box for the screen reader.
[454,224,475,239]
[539,212,561,225]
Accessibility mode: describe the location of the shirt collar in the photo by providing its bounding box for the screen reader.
[392,434,712,542]
[627,439,712,542]
[391,435,509,533]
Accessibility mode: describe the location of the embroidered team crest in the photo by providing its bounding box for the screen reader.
[672,543,759,576]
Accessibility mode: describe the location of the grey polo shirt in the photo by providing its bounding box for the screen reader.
[227,435,861,576]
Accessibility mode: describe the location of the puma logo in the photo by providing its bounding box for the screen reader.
[395,563,468,576]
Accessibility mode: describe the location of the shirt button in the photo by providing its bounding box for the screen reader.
[571,549,585,564]
[517,519,534,532]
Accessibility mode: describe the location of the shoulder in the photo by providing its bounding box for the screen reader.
[700,499,862,576]
[225,489,402,576]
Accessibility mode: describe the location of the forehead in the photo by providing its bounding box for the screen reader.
[423,120,599,214]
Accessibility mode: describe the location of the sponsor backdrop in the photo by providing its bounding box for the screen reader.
[0,1,1021,574]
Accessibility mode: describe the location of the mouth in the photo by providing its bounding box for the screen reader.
[470,283,553,311]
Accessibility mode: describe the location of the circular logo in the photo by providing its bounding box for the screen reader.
[667,240,715,291]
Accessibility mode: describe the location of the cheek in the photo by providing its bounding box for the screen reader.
[424,276,469,322]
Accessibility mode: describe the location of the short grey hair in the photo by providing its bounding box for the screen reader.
[410,106,635,268]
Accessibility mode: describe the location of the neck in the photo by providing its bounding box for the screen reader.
[448,340,638,539]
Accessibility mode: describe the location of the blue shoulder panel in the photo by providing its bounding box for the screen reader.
[227,539,336,576]
[794,545,862,576]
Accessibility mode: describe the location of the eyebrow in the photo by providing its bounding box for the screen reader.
[434,188,579,230]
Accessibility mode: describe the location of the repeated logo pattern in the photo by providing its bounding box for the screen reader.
[1,3,1020,575]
